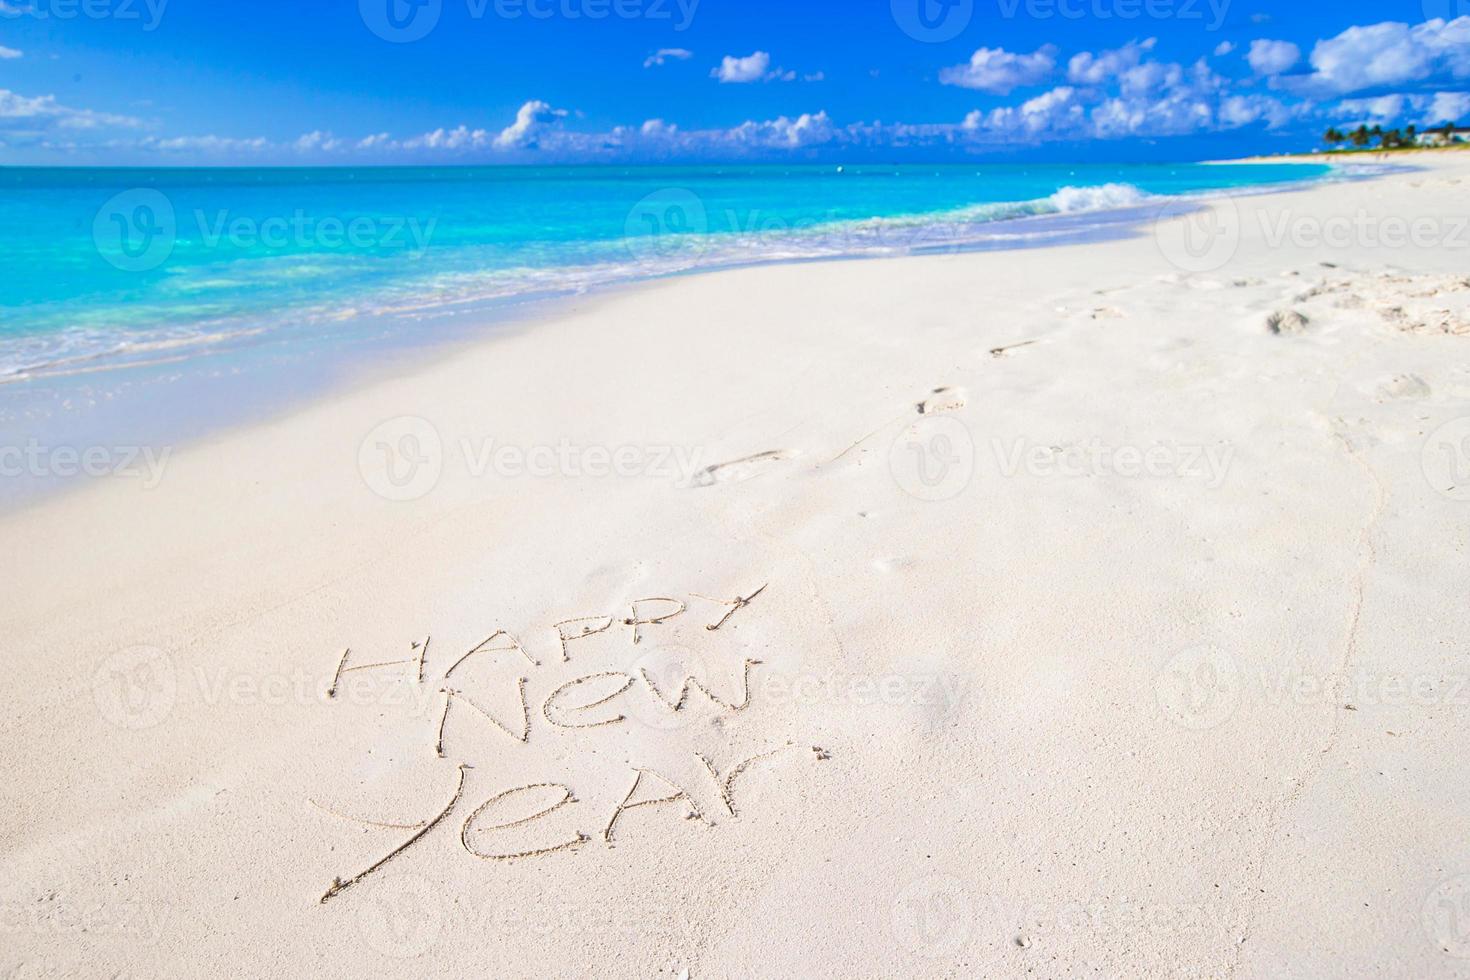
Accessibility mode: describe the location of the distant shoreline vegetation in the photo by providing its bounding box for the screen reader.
[1322,122,1470,153]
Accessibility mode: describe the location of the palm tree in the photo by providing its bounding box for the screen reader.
[1323,127,1345,147]
[1350,125,1371,148]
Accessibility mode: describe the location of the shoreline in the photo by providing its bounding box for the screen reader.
[1,158,1344,512]
[3,160,1334,384]
[1217,145,1470,164]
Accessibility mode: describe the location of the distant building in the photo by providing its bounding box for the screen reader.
[1417,127,1470,147]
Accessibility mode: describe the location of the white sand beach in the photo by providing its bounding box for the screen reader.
[4,153,1470,978]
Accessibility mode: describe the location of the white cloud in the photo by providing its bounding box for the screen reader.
[142,134,270,153]
[1089,91,1214,138]
[295,130,343,152]
[1218,94,1296,129]
[404,125,490,151]
[1214,41,1236,57]
[1118,59,1188,96]
[711,51,804,84]
[1335,91,1470,127]
[1072,43,1224,94]
[643,48,692,69]
[1333,94,1407,124]
[955,42,1271,141]
[626,109,843,152]
[970,86,1088,137]
[714,51,772,84]
[356,132,395,150]
[0,45,21,59]
[1068,39,1157,85]
[492,100,567,149]
[0,88,143,131]
[969,54,1286,142]
[941,45,1058,94]
[1288,17,1470,96]
[1247,39,1301,76]
[1423,91,1470,125]
[728,110,835,147]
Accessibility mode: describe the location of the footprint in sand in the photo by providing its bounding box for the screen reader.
[688,449,798,488]
[989,340,1038,359]
[1266,310,1311,336]
[1376,374,1431,401]
[1291,273,1470,336]
[917,386,967,415]
[1090,306,1125,320]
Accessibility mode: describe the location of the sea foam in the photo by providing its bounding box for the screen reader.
[1046,183,1153,213]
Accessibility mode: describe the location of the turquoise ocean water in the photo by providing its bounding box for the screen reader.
[0,159,1351,507]
[0,161,1333,387]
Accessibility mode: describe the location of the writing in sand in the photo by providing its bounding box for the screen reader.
[309,583,811,905]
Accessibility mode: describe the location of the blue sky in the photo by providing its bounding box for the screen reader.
[0,0,1466,164]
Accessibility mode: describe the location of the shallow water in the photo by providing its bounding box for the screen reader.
[0,162,1331,385]
[0,160,1340,507]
